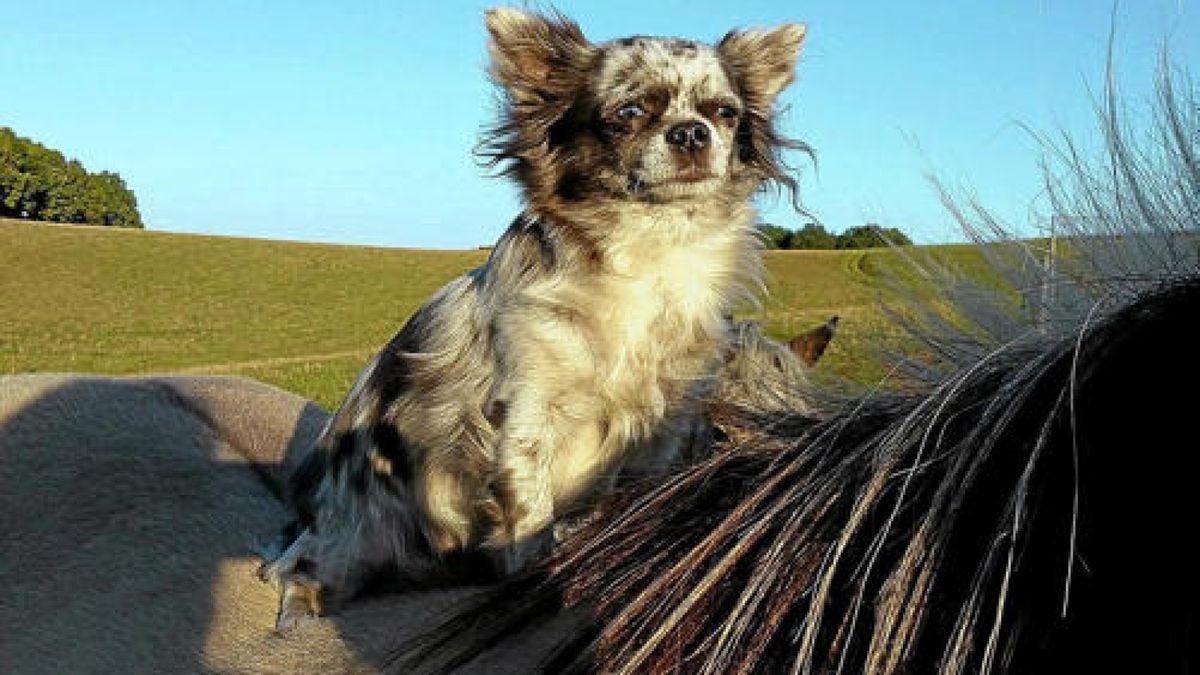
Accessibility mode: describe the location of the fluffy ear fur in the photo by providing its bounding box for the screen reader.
[718,24,807,112]
[485,7,593,106]
[481,8,596,174]
[717,23,811,210]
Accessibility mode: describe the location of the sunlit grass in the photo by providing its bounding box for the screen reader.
[1,218,990,409]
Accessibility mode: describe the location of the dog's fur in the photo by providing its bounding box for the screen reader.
[261,8,808,627]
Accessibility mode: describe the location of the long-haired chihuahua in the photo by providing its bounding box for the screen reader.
[261,6,808,629]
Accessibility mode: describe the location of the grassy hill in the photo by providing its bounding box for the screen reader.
[1,217,991,409]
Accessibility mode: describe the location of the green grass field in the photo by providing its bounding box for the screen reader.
[1,217,991,409]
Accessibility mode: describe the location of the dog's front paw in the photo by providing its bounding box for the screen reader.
[274,579,325,632]
[256,554,298,587]
[552,514,593,545]
[256,558,281,584]
[256,528,329,631]
[490,527,554,576]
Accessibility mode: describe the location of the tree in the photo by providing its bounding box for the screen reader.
[790,223,837,249]
[876,226,913,246]
[758,221,913,250]
[834,223,912,249]
[0,127,142,228]
[757,223,793,249]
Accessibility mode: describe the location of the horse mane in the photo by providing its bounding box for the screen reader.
[394,57,1200,674]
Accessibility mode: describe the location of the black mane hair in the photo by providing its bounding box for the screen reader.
[394,55,1200,675]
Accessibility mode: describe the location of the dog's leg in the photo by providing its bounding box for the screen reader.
[261,483,433,630]
[259,527,333,630]
[489,431,555,574]
[485,391,592,574]
[261,523,400,630]
[489,390,626,574]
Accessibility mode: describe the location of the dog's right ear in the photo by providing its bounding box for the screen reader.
[485,7,593,105]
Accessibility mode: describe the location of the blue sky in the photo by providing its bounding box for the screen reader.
[2,1,1197,248]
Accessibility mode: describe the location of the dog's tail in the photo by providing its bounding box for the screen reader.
[390,56,1200,674]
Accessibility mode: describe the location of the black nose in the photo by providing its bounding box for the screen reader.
[665,121,710,152]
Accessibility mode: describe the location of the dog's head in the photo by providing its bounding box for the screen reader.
[481,8,807,217]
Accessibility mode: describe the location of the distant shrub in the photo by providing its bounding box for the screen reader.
[791,223,838,249]
[758,223,795,249]
[758,222,912,250]
[0,127,142,228]
[834,224,912,249]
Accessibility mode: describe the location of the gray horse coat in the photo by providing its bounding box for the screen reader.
[0,374,570,674]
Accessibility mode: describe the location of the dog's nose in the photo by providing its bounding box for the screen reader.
[665,121,710,152]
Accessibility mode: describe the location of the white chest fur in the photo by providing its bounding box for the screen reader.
[603,231,734,342]
[491,207,757,443]
[577,211,753,417]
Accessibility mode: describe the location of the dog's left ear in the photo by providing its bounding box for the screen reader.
[718,24,807,112]
[485,7,594,106]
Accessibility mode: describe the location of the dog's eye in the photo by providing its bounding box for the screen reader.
[716,105,740,120]
[616,103,646,122]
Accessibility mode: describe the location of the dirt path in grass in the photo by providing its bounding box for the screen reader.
[171,348,374,375]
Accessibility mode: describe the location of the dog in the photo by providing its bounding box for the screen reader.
[261,6,808,629]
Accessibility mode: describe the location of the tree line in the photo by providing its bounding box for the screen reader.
[0,127,142,228]
[759,222,912,250]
